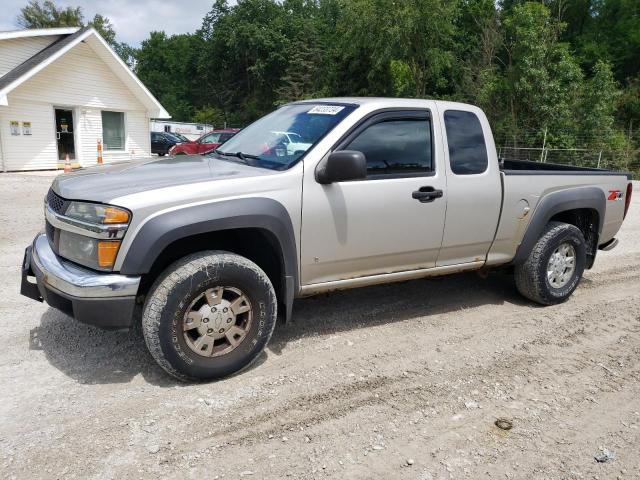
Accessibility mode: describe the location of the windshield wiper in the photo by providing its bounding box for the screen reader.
[213,149,260,164]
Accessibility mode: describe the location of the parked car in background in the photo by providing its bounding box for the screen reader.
[169,128,239,155]
[170,132,190,143]
[151,132,181,156]
[269,131,312,155]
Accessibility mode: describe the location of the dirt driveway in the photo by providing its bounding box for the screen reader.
[1,172,638,480]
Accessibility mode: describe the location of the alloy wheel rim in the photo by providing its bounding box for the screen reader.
[182,286,252,357]
[546,242,576,289]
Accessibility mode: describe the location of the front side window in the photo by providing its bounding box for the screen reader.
[215,103,356,170]
[101,111,125,150]
[201,132,222,143]
[444,110,488,175]
[345,118,432,176]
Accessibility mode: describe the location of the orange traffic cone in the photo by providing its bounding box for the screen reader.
[97,139,103,165]
[63,154,72,173]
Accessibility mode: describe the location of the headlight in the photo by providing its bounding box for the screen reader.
[53,202,131,271]
[65,202,130,224]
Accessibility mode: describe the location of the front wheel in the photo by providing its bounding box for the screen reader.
[515,221,586,305]
[142,251,277,381]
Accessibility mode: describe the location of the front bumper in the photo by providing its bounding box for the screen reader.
[21,234,141,330]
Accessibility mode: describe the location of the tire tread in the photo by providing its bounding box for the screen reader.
[515,221,585,305]
[141,251,277,382]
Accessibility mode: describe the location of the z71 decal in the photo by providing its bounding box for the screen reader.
[608,190,623,201]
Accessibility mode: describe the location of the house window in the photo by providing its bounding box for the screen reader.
[101,111,125,150]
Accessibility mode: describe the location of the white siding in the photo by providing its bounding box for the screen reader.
[0,36,60,77]
[0,99,57,170]
[1,41,151,170]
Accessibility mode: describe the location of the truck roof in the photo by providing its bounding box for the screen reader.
[292,97,477,111]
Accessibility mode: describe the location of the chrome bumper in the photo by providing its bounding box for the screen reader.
[29,233,140,297]
[21,234,141,330]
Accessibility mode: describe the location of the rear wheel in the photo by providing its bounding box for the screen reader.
[142,251,277,381]
[515,221,586,305]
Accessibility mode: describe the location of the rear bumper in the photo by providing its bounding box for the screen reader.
[21,234,141,330]
[598,237,619,251]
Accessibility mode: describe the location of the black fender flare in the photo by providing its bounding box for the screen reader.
[120,198,298,321]
[512,186,606,265]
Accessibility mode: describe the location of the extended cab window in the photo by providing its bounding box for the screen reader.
[346,119,432,176]
[444,110,488,175]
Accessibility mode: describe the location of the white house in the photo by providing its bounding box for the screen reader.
[0,27,169,171]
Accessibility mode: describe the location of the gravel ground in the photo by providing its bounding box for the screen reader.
[1,172,639,480]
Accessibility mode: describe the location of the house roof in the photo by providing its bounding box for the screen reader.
[0,27,170,118]
[0,27,79,41]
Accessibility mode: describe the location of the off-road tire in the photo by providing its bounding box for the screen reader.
[142,251,277,382]
[515,221,586,305]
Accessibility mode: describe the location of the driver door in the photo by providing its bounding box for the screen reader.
[300,109,447,286]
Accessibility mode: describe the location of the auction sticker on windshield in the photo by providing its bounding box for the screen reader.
[308,105,345,115]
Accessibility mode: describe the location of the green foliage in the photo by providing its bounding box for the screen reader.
[192,106,228,127]
[16,1,135,67]
[580,61,620,149]
[501,3,583,146]
[15,0,640,168]
[17,0,82,28]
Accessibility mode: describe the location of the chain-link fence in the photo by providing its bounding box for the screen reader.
[496,131,640,176]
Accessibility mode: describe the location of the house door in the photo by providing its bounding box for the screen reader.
[55,108,75,161]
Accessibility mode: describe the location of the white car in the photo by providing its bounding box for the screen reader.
[270,131,312,155]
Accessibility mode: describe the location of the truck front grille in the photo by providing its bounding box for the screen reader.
[46,189,69,215]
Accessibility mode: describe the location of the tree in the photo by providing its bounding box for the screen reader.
[501,2,583,146]
[580,61,620,149]
[135,31,202,121]
[17,0,82,28]
[16,1,135,67]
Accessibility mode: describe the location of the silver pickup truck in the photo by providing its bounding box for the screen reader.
[21,98,633,381]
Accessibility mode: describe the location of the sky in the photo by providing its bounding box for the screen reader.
[0,0,217,46]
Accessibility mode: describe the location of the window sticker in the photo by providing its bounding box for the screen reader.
[307,105,345,115]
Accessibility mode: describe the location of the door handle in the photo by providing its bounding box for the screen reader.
[412,186,443,203]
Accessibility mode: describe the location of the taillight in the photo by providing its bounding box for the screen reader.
[624,182,633,219]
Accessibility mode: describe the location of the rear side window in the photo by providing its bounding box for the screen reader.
[345,119,432,176]
[444,110,488,175]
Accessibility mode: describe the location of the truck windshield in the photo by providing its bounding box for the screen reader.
[213,103,356,170]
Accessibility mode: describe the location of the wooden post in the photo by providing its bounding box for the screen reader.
[97,139,103,165]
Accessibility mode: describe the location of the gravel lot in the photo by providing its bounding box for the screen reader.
[1,172,639,480]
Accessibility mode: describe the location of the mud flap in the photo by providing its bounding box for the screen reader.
[20,246,43,302]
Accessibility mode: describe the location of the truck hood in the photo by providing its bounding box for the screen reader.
[52,155,275,203]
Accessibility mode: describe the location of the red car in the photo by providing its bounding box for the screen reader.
[169,128,240,155]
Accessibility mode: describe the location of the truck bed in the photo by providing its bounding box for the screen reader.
[487,158,632,267]
[500,158,633,179]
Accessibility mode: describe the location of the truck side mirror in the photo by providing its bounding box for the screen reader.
[316,150,367,184]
